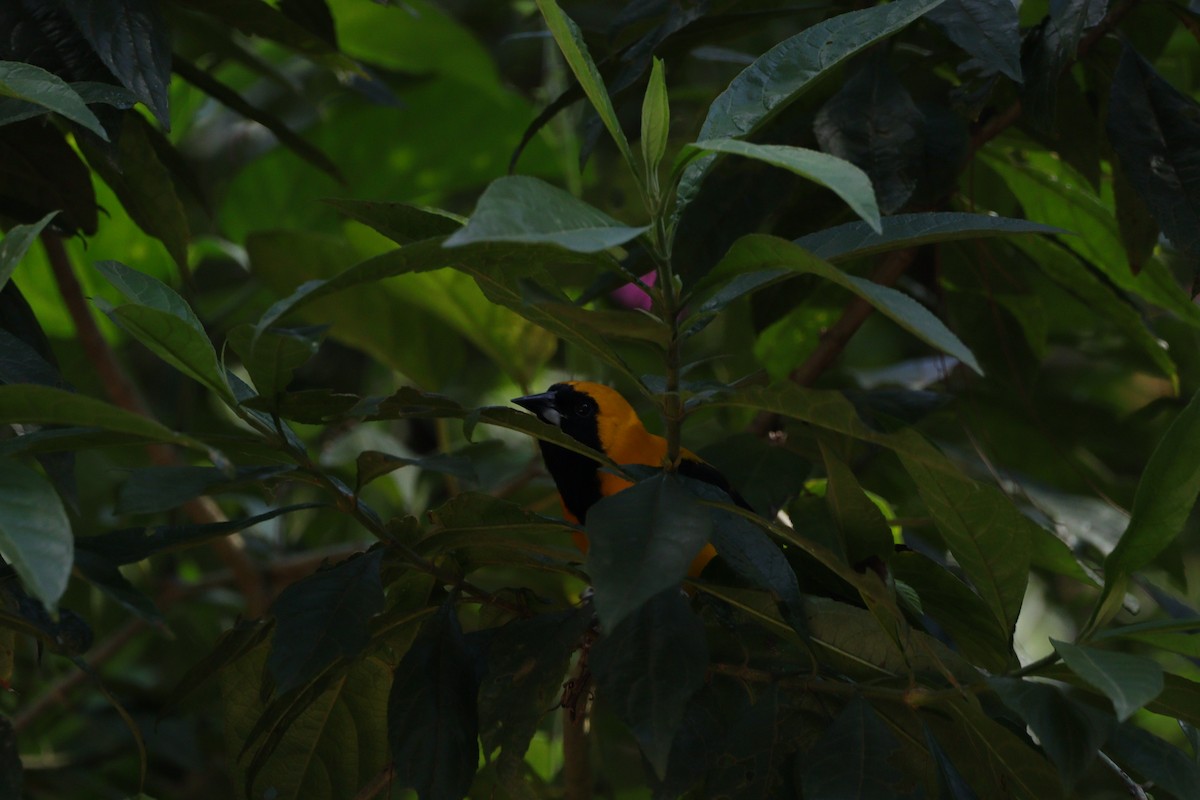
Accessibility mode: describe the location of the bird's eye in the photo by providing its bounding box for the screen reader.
[576,399,596,416]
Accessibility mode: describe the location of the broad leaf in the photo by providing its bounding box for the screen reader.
[988,677,1112,788]
[227,324,323,400]
[222,641,390,800]
[687,140,880,232]
[60,0,172,127]
[927,0,1023,82]
[813,57,925,215]
[591,588,707,778]
[267,550,385,695]
[73,549,161,623]
[1105,723,1200,800]
[1051,640,1164,721]
[1107,46,1200,258]
[0,61,107,140]
[325,198,464,245]
[388,598,480,800]
[586,474,712,630]
[800,695,909,800]
[692,235,982,374]
[117,464,292,516]
[444,176,648,253]
[820,443,894,567]
[794,213,1064,264]
[1101,386,1200,617]
[0,211,58,293]
[0,458,73,610]
[676,0,947,212]
[922,724,980,800]
[898,435,1030,637]
[534,0,637,172]
[80,115,190,269]
[95,261,231,401]
[0,384,213,454]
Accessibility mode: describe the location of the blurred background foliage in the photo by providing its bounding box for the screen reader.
[0,0,1199,798]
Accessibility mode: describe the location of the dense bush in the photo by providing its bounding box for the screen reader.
[1,0,1199,798]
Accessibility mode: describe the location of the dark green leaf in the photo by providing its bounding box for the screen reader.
[267,550,385,695]
[477,608,593,780]
[388,598,480,800]
[899,440,1030,638]
[73,549,161,623]
[922,724,979,800]
[355,448,484,491]
[167,619,273,711]
[227,323,323,400]
[697,433,810,517]
[0,458,73,610]
[927,0,1022,81]
[676,0,947,211]
[77,503,324,566]
[1020,0,1103,127]
[1112,152,1160,274]
[79,114,190,269]
[1106,723,1200,800]
[813,56,925,215]
[694,235,982,374]
[988,677,1112,788]
[800,695,909,800]
[0,716,20,799]
[687,140,881,232]
[444,176,648,253]
[586,474,712,630]
[534,0,636,171]
[1101,386,1200,618]
[0,61,107,140]
[591,588,707,778]
[640,57,669,184]
[117,465,292,516]
[890,550,1015,672]
[0,211,58,293]
[0,329,63,388]
[820,443,894,567]
[175,0,352,66]
[242,389,360,424]
[1107,45,1200,258]
[1051,640,1164,721]
[324,198,464,245]
[0,121,96,234]
[60,0,171,127]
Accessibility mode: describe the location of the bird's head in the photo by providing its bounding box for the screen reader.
[512,381,639,452]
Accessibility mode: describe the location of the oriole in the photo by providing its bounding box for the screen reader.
[513,381,751,577]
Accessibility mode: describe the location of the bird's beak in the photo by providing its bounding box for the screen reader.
[512,391,561,426]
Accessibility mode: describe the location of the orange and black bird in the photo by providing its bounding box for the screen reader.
[512,380,752,577]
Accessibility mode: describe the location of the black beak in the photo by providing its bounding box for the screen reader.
[512,391,556,417]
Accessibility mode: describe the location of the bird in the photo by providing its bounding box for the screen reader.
[512,380,751,577]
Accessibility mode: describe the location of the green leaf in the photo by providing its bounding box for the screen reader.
[355,448,485,491]
[477,608,593,784]
[676,0,947,212]
[591,589,707,778]
[0,458,73,611]
[980,150,1200,324]
[812,56,924,216]
[444,176,648,253]
[388,598,480,800]
[534,0,637,173]
[921,724,979,800]
[0,61,108,140]
[1107,46,1200,259]
[0,211,58,293]
[117,464,292,515]
[897,434,1030,637]
[693,235,982,374]
[0,384,213,454]
[927,0,1023,82]
[988,677,1112,788]
[800,695,908,800]
[687,140,881,233]
[1102,387,1200,613]
[178,0,350,66]
[324,198,464,245]
[586,474,712,630]
[640,57,670,185]
[78,504,323,566]
[1105,723,1200,800]
[60,0,172,127]
[795,213,1065,264]
[222,641,390,800]
[890,551,1015,672]
[267,550,385,695]
[227,324,323,400]
[1052,640,1164,721]
[94,260,231,401]
[79,114,190,269]
[73,549,161,623]
[820,443,894,567]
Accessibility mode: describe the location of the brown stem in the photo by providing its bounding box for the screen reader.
[41,232,268,615]
[562,704,592,800]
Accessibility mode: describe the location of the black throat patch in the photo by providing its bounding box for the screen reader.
[540,384,604,523]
